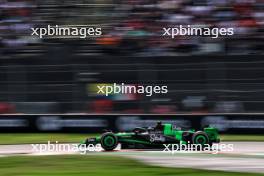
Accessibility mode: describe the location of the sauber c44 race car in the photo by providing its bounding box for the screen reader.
[80,122,220,151]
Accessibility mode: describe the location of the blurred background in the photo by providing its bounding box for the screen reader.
[0,2,264,176]
[0,0,264,114]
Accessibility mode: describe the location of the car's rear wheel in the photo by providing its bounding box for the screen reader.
[192,131,210,148]
[100,132,118,151]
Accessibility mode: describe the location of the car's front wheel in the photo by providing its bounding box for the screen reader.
[191,131,210,148]
[100,132,118,151]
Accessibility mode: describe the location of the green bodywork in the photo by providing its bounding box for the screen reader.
[164,124,219,141]
[81,123,220,149]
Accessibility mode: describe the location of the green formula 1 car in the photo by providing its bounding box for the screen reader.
[81,122,220,151]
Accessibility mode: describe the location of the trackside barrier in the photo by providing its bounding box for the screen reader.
[0,114,263,134]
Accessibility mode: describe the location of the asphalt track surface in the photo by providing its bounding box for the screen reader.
[0,142,263,173]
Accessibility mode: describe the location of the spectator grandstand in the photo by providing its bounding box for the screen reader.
[0,0,263,114]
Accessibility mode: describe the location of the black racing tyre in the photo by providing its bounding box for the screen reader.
[100,132,118,151]
[191,131,210,146]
